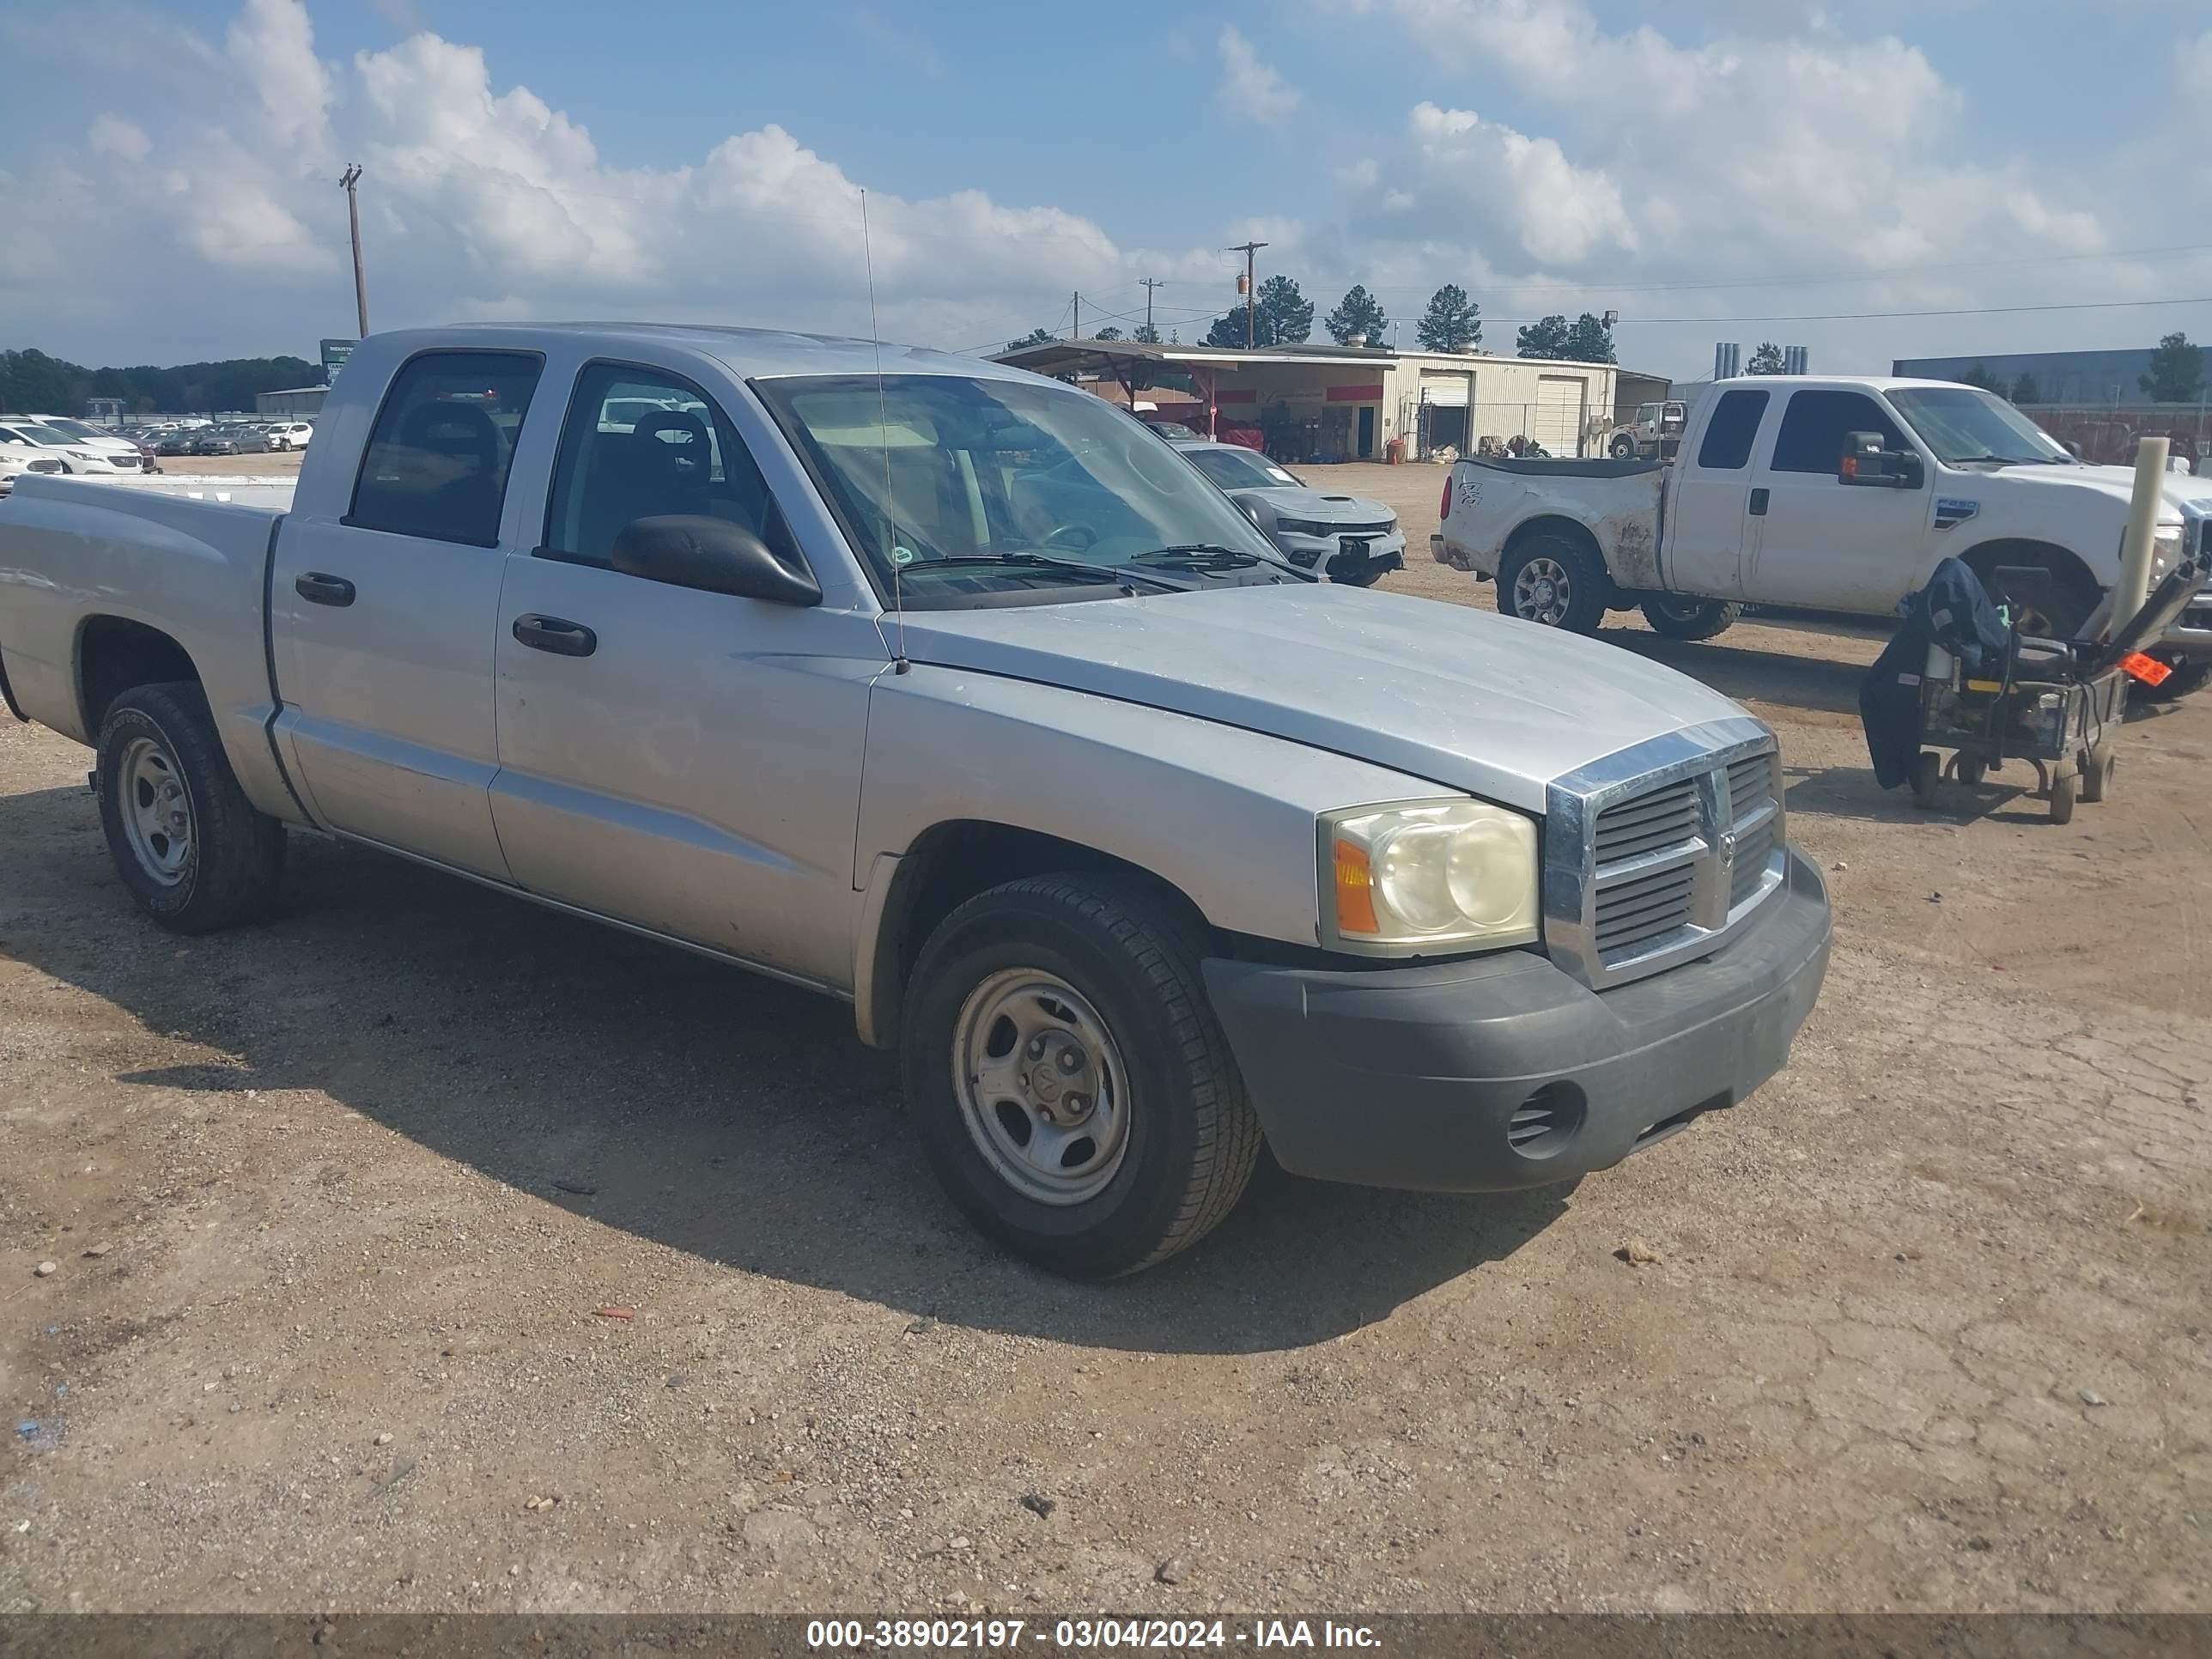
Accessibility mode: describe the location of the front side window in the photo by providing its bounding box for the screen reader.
[1769,390,1908,475]
[1887,387,2072,466]
[1696,389,1770,471]
[348,350,544,545]
[542,362,796,569]
[753,373,1281,602]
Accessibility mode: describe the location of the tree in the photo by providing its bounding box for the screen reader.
[1957,363,2000,392]
[1005,327,1056,352]
[2009,373,2040,404]
[2141,331,2203,403]
[1515,314,1571,358]
[1132,322,1161,344]
[1256,275,1313,344]
[1746,342,1787,376]
[1564,313,1616,364]
[1415,285,1482,353]
[1205,309,1264,348]
[0,348,321,416]
[1094,326,1123,341]
[1325,284,1390,347]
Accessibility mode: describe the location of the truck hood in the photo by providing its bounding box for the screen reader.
[1236,486,1396,525]
[893,584,1750,812]
[1987,462,2212,516]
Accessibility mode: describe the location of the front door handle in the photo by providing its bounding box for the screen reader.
[1748,488,1770,517]
[295,572,356,606]
[512,614,598,658]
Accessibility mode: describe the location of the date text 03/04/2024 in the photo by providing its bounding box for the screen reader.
[805,1618,1382,1650]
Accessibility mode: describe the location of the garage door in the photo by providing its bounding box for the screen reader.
[1419,369,1472,406]
[1534,374,1587,453]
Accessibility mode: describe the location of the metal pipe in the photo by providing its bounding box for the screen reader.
[2112,434,2168,635]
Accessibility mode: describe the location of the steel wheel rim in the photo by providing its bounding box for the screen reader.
[952,968,1131,1206]
[1513,556,1572,625]
[118,735,193,886]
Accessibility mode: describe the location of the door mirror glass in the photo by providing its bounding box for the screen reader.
[611,515,822,605]
[1839,432,1923,489]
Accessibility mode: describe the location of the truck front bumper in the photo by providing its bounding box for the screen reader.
[2156,587,2212,661]
[1201,848,1831,1193]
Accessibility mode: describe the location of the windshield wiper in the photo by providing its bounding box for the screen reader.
[901,553,1184,593]
[1130,543,1318,580]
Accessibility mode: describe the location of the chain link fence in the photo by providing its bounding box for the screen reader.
[2021,404,2212,470]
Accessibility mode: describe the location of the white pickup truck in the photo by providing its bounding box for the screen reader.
[1437,375,2212,699]
[0,322,1831,1276]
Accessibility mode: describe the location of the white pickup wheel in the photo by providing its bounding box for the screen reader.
[95,682,287,933]
[901,875,1261,1279]
[1500,532,1609,635]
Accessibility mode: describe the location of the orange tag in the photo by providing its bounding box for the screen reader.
[2121,652,2173,687]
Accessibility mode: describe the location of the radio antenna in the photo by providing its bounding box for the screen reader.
[860,187,908,672]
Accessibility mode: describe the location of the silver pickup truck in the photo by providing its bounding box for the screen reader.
[0,324,1831,1276]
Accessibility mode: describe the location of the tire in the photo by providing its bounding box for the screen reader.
[1609,434,1636,459]
[2131,655,2212,703]
[1332,563,1385,588]
[900,874,1262,1279]
[1500,532,1610,635]
[1640,596,1741,641]
[1954,753,1986,787]
[1911,750,1942,810]
[2080,747,2114,805]
[2049,771,2077,825]
[1968,548,2099,641]
[96,681,286,933]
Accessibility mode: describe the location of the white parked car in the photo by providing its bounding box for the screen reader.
[264,422,316,452]
[1176,440,1407,586]
[0,440,68,495]
[0,421,126,475]
[18,415,149,472]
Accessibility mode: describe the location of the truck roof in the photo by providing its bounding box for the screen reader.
[370,322,1031,385]
[1705,374,1979,394]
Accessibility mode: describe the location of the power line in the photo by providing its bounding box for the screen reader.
[1569,294,2212,327]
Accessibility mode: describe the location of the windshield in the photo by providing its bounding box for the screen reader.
[40,418,100,441]
[1188,447,1300,490]
[755,374,1283,597]
[1889,387,2071,465]
[6,425,73,447]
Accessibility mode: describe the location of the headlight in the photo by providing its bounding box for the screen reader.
[1322,799,1540,951]
[2153,523,2185,574]
[1274,517,1330,537]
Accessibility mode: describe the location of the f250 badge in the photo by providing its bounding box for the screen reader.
[1935,498,1980,531]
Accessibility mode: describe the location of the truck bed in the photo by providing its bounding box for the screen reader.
[1443,455,1668,590]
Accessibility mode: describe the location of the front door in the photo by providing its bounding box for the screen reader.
[270,348,545,878]
[1745,387,1931,613]
[1662,386,1771,600]
[1356,404,1376,458]
[487,360,880,991]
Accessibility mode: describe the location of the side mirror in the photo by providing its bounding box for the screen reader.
[1838,432,1923,489]
[611,514,821,605]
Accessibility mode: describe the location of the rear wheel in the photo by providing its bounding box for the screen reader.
[2049,771,2078,825]
[1640,596,1741,641]
[1911,750,1942,810]
[1500,532,1610,635]
[2080,746,2115,805]
[96,682,286,933]
[2131,655,2212,703]
[900,876,1261,1279]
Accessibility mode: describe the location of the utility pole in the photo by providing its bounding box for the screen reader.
[1224,241,1267,348]
[1139,277,1164,339]
[338,163,368,338]
[1072,291,1080,341]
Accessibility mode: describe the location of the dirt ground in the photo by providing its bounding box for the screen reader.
[2,461,2209,1616]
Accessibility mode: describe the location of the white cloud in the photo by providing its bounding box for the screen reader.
[1217,26,1302,125]
[88,115,151,163]
[1406,102,1633,266]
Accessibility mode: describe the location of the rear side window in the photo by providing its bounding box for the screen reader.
[1695,390,1769,470]
[348,351,544,545]
[1769,390,1907,475]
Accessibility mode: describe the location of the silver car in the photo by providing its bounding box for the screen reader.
[1177,441,1407,586]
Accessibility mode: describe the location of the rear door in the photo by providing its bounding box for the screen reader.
[1744,388,1931,611]
[269,349,544,878]
[1659,387,1771,600]
[486,359,881,989]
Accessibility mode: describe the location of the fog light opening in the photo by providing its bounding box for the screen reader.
[1506,1080,1586,1160]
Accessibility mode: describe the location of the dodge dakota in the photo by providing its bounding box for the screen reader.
[0,324,1831,1275]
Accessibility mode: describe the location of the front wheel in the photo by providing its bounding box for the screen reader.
[96,682,286,933]
[900,875,1261,1279]
[1499,532,1610,635]
[1609,434,1636,459]
[1640,596,1741,641]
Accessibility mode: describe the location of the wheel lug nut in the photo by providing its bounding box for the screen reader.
[1058,1049,1080,1073]
[1027,1037,1044,1058]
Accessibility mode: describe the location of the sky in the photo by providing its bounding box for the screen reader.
[3,0,2209,383]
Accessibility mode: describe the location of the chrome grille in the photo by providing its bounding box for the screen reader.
[1544,718,1787,990]
[1336,520,1397,537]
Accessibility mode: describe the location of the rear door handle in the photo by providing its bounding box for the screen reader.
[512,614,598,658]
[1748,488,1770,517]
[295,572,356,606]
